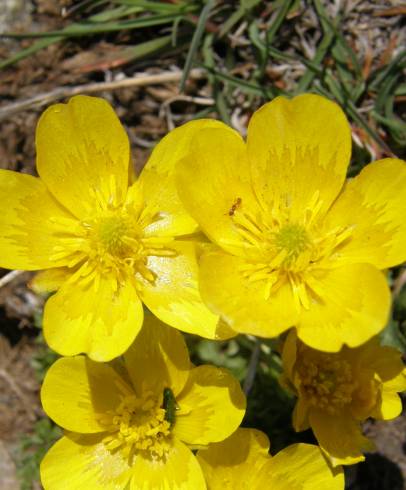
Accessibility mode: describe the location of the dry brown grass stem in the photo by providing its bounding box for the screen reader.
[0,68,207,122]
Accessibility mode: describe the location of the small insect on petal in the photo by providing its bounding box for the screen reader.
[162,387,178,426]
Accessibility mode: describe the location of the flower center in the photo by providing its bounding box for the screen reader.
[273,223,310,264]
[96,215,135,257]
[224,192,353,309]
[48,185,177,287]
[296,348,356,414]
[100,391,173,463]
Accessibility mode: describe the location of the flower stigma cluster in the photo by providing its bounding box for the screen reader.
[295,345,356,414]
[98,387,174,463]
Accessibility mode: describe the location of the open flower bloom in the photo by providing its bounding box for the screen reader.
[0,95,234,361]
[176,94,406,351]
[196,427,344,489]
[40,314,246,489]
[281,330,406,465]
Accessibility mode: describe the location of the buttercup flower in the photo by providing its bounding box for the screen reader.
[40,314,246,489]
[196,427,344,489]
[0,95,233,361]
[281,331,406,465]
[176,94,406,351]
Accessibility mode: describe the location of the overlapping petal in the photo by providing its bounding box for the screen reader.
[43,273,143,361]
[40,434,132,490]
[308,409,374,466]
[297,263,391,351]
[41,356,124,433]
[174,365,246,446]
[30,267,71,294]
[139,120,229,237]
[325,158,406,268]
[138,241,232,339]
[124,313,190,397]
[36,95,130,218]
[130,438,206,490]
[247,94,351,219]
[199,250,298,337]
[0,170,78,270]
[176,124,261,255]
[196,428,270,490]
[257,443,344,489]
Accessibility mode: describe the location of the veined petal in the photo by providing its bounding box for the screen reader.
[174,365,246,446]
[36,95,130,219]
[297,263,390,351]
[309,408,373,466]
[247,94,351,220]
[124,312,190,398]
[41,357,125,433]
[176,124,262,255]
[257,443,344,489]
[139,240,234,340]
[0,170,78,270]
[199,250,299,337]
[196,428,270,490]
[43,273,143,362]
[41,434,132,490]
[325,159,406,268]
[139,120,228,237]
[130,438,206,490]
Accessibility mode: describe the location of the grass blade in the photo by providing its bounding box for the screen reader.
[180,0,215,92]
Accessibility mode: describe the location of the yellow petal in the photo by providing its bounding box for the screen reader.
[281,330,298,382]
[374,368,406,420]
[130,438,206,490]
[309,408,373,466]
[196,428,270,490]
[124,312,190,397]
[41,434,132,490]
[257,443,344,490]
[325,158,406,268]
[247,94,351,219]
[41,356,125,433]
[199,250,299,337]
[292,397,310,432]
[36,95,130,219]
[0,170,78,270]
[353,338,405,383]
[139,240,233,340]
[174,365,246,446]
[43,273,143,361]
[139,120,226,237]
[377,389,402,420]
[30,267,71,294]
[297,263,391,351]
[176,123,262,255]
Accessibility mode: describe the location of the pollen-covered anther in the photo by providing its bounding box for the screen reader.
[296,351,356,414]
[100,392,172,462]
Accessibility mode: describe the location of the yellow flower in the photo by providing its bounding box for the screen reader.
[281,330,406,465]
[40,314,246,489]
[176,94,406,351]
[196,427,344,489]
[0,95,233,361]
